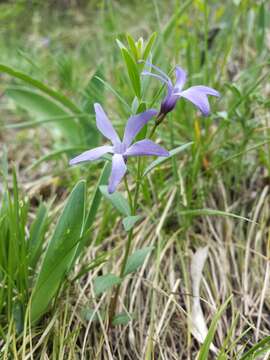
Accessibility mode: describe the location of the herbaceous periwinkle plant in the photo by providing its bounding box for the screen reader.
[69,34,220,326]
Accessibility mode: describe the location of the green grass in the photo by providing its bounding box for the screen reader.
[0,0,270,358]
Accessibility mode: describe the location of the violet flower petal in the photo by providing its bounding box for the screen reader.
[160,89,180,115]
[141,71,171,86]
[177,86,220,116]
[108,154,127,193]
[144,61,173,86]
[123,109,157,147]
[125,139,169,157]
[174,66,187,91]
[94,103,120,145]
[69,145,113,165]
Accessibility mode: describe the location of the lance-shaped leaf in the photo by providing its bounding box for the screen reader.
[121,47,141,98]
[30,181,86,323]
[6,87,82,146]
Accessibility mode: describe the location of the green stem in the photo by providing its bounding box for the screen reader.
[124,175,132,210]
[108,162,141,326]
[108,114,166,326]
[108,227,134,326]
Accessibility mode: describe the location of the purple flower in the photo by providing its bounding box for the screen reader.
[142,63,220,117]
[69,103,169,193]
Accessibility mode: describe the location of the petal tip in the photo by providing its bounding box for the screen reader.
[201,110,210,116]
[149,108,158,116]
[108,185,115,194]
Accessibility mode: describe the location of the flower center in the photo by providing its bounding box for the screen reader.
[113,142,127,154]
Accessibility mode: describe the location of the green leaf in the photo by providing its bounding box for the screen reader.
[126,34,139,60]
[72,252,108,282]
[153,0,192,61]
[94,274,121,296]
[198,296,232,360]
[6,87,82,145]
[121,48,141,98]
[225,83,242,97]
[143,32,157,61]
[240,336,270,360]
[5,113,88,130]
[73,163,111,257]
[143,142,193,176]
[122,215,142,232]
[162,0,192,41]
[81,307,105,322]
[81,67,104,113]
[30,181,86,322]
[1,63,99,147]
[29,203,48,268]
[81,67,104,146]
[94,75,131,111]
[99,185,131,216]
[0,63,81,114]
[256,2,265,54]
[116,38,126,50]
[84,163,111,231]
[112,312,132,326]
[12,302,24,334]
[123,247,153,276]
[27,146,87,170]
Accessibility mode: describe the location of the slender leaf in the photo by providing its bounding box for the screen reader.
[81,67,104,145]
[28,146,87,170]
[121,48,141,98]
[29,203,48,268]
[143,32,157,61]
[126,34,138,60]
[73,162,112,258]
[30,181,86,322]
[84,162,111,231]
[0,63,81,114]
[94,75,131,111]
[153,0,193,61]
[240,336,270,360]
[6,87,82,145]
[197,296,232,360]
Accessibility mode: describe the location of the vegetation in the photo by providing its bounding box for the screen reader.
[0,0,270,358]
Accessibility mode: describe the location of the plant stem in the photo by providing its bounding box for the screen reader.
[108,161,141,326]
[108,115,166,326]
[149,113,166,139]
[108,228,134,326]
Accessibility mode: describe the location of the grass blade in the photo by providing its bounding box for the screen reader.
[197,296,232,360]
